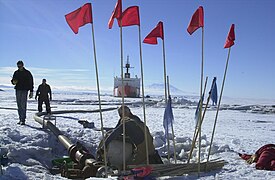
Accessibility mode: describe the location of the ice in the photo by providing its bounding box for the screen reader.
[0,89,274,179]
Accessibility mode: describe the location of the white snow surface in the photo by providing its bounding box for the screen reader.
[0,88,275,179]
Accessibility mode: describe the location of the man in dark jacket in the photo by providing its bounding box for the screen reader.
[11,60,34,125]
[35,79,52,114]
[97,106,163,169]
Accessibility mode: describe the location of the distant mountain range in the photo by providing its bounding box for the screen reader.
[0,83,195,96]
[145,83,195,96]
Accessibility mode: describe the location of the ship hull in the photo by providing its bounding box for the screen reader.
[113,77,140,98]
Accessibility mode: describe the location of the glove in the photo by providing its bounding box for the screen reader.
[11,79,18,85]
[29,92,33,99]
[246,154,257,164]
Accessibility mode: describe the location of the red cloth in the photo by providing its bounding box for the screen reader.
[187,6,204,35]
[132,166,153,177]
[119,6,140,27]
[65,3,92,34]
[224,24,235,48]
[239,144,275,171]
[255,144,275,170]
[143,21,164,45]
[239,153,252,161]
[108,0,122,29]
[124,166,153,180]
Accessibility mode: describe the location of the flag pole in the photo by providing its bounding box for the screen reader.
[197,25,204,176]
[162,39,168,104]
[193,77,208,141]
[90,22,108,175]
[189,77,224,165]
[206,47,231,166]
[187,76,207,163]
[167,76,177,164]
[193,77,215,167]
[119,20,126,171]
[138,25,149,165]
[162,38,170,162]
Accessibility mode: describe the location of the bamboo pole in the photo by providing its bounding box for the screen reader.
[206,47,231,166]
[162,39,168,103]
[187,76,208,163]
[167,76,177,164]
[138,25,149,165]
[189,77,220,165]
[90,23,107,176]
[128,159,225,176]
[197,26,205,176]
[119,21,126,171]
[193,77,208,139]
[162,38,169,162]
[167,76,170,100]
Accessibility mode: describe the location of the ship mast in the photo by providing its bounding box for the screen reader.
[124,55,133,78]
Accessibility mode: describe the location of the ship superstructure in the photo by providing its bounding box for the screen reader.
[113,56,140,98]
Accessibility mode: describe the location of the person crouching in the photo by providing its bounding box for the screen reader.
[96,106,163,169]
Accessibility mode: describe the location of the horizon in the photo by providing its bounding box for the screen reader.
[1,71,274,104]
[0,67,192,95]
[1,0,275,100]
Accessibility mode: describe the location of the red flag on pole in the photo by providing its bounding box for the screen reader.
[108,0,122,29]
[224,24,235,48]
[65,3,92,34]
[143,21,164,45]
[187,6,204,35]
[120,6,140,27]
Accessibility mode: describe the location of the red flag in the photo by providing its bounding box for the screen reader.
[187,6,204,35]
[224,24,235,48]
[65,3,92,34]
[120,6,140,27]
[108,0,122,29]
[143,21,164,45]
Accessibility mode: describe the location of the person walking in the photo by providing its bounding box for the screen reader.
[35,79,52,114]
[11,60,34,125]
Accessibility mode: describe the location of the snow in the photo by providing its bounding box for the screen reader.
[0,88,275,179]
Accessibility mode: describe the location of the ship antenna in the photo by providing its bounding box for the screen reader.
[124,55,133,78]
[126,55,130,74]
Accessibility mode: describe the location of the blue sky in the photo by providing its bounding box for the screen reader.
[0,0,275,99]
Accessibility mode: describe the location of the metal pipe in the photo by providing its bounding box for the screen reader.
[33,109,115,178]
[34,113,74,149]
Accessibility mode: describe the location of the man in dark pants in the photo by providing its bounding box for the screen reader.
[35,79,52,114]
[11,60,34,125]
